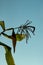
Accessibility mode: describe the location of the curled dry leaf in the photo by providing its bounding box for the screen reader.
[17,20,35,43]
[0,21,5,31]
[16,34,26,41]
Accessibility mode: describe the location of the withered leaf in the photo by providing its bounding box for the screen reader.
[0,21,5,31]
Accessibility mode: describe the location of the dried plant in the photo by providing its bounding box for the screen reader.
[0,20,35,65]
[17,20,35,43]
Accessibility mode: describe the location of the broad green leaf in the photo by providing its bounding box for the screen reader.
[0,42,15,65]
[0,21,5,30]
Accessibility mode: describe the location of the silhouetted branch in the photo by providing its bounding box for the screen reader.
[0,20,35,43]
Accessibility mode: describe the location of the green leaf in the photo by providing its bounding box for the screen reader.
[0,42,15,65]
[0,21,5,30]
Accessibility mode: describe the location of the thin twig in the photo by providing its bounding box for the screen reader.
[0,26,20,35]
[0,42,11,50]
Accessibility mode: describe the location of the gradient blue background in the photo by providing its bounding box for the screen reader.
[0,0,43,65]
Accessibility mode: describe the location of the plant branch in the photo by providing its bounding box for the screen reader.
[0,42,11,50]
[0,26,20,35]
[0,42,15,65]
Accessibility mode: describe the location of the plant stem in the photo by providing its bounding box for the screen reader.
[0,26,20,35]
[0,42,15,65]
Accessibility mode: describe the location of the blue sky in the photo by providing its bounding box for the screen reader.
[0,0,43,65]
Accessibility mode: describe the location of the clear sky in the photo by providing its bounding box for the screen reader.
[0,0,43,65]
